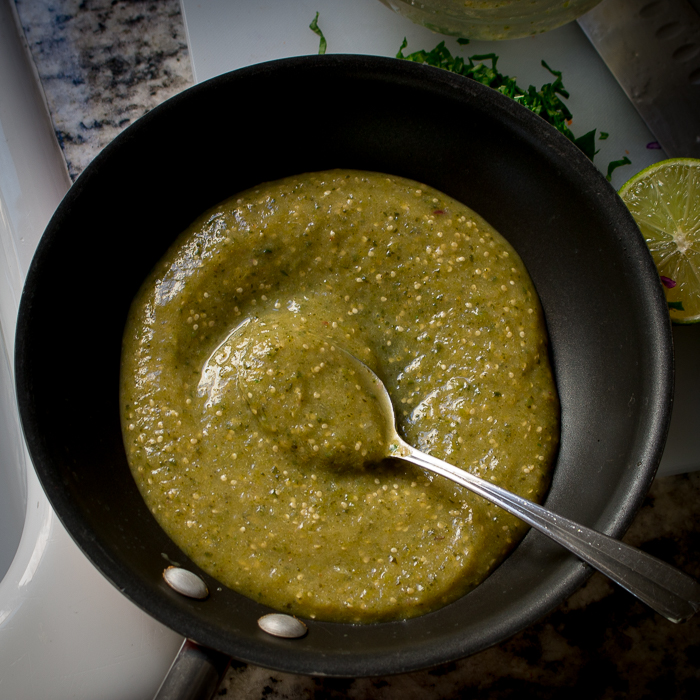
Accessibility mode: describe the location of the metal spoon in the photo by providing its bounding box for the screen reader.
[342,348,700,624]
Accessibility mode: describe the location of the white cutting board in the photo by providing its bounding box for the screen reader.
[180,0,665,188]
[180,0,700,477]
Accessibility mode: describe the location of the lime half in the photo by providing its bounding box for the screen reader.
[619,158,700,323]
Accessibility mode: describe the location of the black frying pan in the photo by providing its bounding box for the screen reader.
[14,55,672,680]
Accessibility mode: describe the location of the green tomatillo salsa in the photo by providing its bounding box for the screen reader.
[222,318,390,470]
[120,170,559,623]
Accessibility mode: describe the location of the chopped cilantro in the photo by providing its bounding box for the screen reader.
[309,12,327,55]
[668,301,685,311]
[308,26,633,177]
[396,38,608,163]
[606,156,632,181]
[573,129,599,160]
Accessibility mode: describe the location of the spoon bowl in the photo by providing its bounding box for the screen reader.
[227,319,390,469]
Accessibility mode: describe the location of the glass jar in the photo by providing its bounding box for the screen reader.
[377,0,603,41]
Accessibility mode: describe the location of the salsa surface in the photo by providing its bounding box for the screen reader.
[120,170,559,622]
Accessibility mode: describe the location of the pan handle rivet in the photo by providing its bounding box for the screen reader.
[258,613,307,638]
[163,566,209,599]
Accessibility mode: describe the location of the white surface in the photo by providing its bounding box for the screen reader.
[181,0,663,190]
[0,1,182,698]
[181,0,699,476]
[1,3,698,699]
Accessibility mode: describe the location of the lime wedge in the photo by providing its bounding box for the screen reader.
[619,158,700,324]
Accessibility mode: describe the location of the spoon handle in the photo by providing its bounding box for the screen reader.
[399,443,700,623]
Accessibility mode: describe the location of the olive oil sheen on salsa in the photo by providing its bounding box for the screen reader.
[120,170,559,623]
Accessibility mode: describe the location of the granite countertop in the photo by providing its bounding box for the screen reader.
[14,0,700,697]
[15,0,193,181]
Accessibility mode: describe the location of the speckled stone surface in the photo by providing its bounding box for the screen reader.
[14,1,700,697]
[15,0,192,180]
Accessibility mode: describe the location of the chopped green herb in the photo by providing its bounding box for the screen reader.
[606,156,632,181]
[573,129,599,160]
[309,12,327,55]
[311,27,627,176]
[668,300,685,311]
[396,39,607,163]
